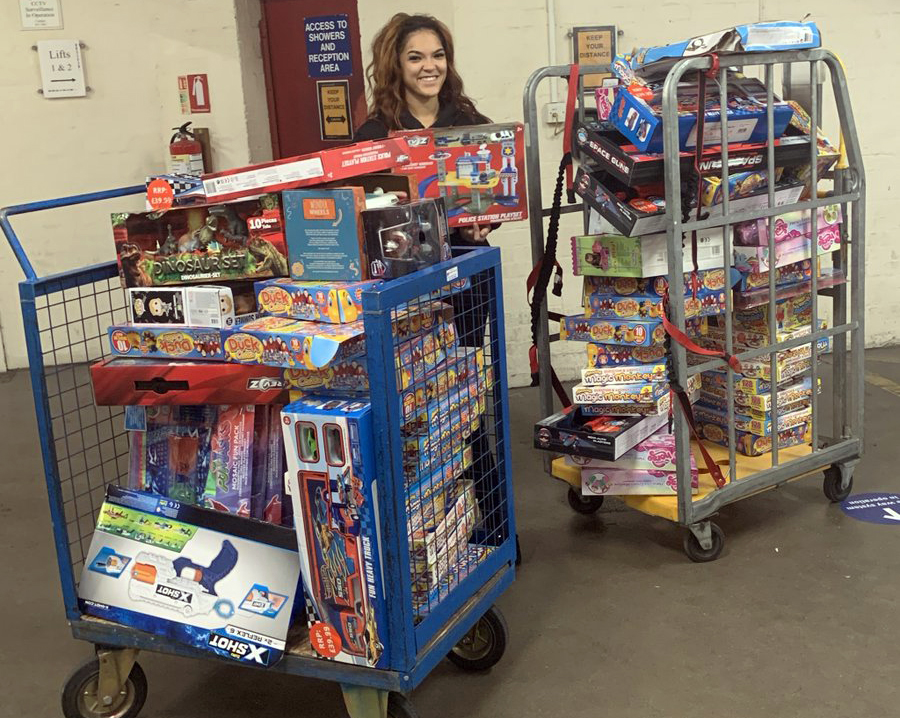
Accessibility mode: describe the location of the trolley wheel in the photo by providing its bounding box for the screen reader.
[387,693,420,718]
[447,606,508,672]
[683,523,725,563]
[567,487,604,515]
[823,465,853,503]
[61,658,147,718]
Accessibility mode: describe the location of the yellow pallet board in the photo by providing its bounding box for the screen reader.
[551,440,815,522]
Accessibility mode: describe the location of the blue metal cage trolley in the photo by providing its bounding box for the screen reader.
[1,186,516,718]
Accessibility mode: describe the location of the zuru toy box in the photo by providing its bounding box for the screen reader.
[281,397,390,669]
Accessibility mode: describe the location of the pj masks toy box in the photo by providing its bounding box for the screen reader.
[391,123,527,228]
[112,194,288,288]
[281,397,390,669]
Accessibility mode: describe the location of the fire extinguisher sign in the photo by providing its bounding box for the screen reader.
[178,74,211,113]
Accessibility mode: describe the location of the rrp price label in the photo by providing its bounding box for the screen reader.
[146,179,174,211]
[309,622,342,658]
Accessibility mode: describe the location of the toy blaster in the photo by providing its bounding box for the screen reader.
[128,539,239,619]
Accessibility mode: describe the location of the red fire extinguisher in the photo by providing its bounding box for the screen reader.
[169,122,204,175]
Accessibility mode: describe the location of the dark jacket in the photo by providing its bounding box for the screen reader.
[354,102,491,142]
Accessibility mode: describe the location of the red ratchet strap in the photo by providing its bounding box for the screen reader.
[661,292,742,373]
[671,388,727,488]
[563,63,580,202]
[529,345,571,408]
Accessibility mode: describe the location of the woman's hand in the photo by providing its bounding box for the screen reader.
[458,223,492,244]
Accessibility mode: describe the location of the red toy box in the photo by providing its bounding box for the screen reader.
[391,123,527,228]
[201,139,411,203]
[112,195,288,288]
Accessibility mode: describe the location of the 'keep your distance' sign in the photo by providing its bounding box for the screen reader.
[305,15,353,78]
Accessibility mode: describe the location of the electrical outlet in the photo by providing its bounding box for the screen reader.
[544,101,565,124]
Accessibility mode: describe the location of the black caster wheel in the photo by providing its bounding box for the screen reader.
[62,658,147,718]
[567,486,604,515]
[683,523,725,563]
[823,465,853,503]
[387,693,419,718]
[447,606,508,672]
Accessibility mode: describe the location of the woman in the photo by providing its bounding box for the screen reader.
[355,12,492,245]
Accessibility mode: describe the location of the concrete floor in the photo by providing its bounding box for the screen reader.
[3,348,900,718]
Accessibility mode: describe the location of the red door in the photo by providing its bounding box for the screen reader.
[260,0,367,158]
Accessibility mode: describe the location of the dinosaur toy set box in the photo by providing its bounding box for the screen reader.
[78,486,301,667]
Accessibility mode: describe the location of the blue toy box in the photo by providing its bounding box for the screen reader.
[281,397,390,669]
[610,77,795,154]
[283,187,368,281]
[108,325,225,361]
[78,486,302,667]
[254,277,382,324]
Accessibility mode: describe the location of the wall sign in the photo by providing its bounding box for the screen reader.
[20,0,63,30]
[841,493,900,525]
[572,25,616,89]
[304,15,352,78]
[317,80,352,141]
[187,73,211,113]
[36,39,85,98]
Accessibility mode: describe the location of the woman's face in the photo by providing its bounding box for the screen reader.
[400,29,446,103]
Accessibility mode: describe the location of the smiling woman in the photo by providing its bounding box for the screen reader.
[355,13,493,245]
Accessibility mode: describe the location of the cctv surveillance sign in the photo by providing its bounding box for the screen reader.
[304,15,353,78]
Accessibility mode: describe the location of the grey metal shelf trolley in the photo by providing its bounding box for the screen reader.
[524,48,864,561]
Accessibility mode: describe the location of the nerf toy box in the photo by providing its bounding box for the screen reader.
[391,123,526,228]
[282,188,368,281]
[281,397,390,669]
[112,195,288,288]
[609,74,794,153]
[360,198,451,279]
[582,460,698,496]
[586,343,667,368]
[733,225,841,273]
[201,138,411,203]
[90,358,290,405]
[698,420,810,457]
[571,233,724,278]
[574,119,821,187]
[223,316,366,369]
[734,203,842,246]
[109,325,225,361]
[561,314,666,347]
[572,380,669,405]
[126,286,253,329]
[534,407,668,461]
[581,363,668,385]
[78,486,301,667]
[255,277,382,323]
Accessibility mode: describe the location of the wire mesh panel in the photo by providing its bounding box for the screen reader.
[21,263,130,603]
[362,248,515,669]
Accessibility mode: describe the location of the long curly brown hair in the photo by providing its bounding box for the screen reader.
[365,13,480,130]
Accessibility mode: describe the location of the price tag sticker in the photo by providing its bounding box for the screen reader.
[146,179,174,211]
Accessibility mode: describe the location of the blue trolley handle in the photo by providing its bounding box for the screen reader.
[0,184,145,281]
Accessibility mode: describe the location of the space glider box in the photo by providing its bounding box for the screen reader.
[78,486,301,667]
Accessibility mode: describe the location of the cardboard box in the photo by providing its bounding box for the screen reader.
[586,343,667,368]
[565,426,678,471]
[735,267,843,309]
[282,358,370,395]
[90,358,290,405]
[581,458,698,496]
[561,314,667,347]
[735,258,813,293]
[391,123,526,227]
[733,226,841,273]
[579,392,676,416]
[396,320,458,387]
[734,203,842,246]
[112,195,288,288]
[572,381,669,405]
[255,277,382,323]
[282,187,369,281]
[78,486,301,667]
[406,446,473,535]
[698,420,810,457]
[584,267,732,299]
[581,363,668,385]
[201,138,411,203]
[574,120,821,187]
[108,325,225,361]
[361,199,451,279]
[694,400,811,436]
[585,284,727,320]
[580,167,805,239]
[126,286,247,329]
[281,397,389,668]
[571,233,725,279]
[400,347,484,428]
[534,407,668,461]
[323,172,419,203]
[701,169,781,206]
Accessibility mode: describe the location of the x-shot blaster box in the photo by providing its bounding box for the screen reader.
[391,122,526,228]
[112,194,288,288]
[281,397,389,669]
[78,486,301,667]
[360,198,451,279]
[254,277,382,324]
